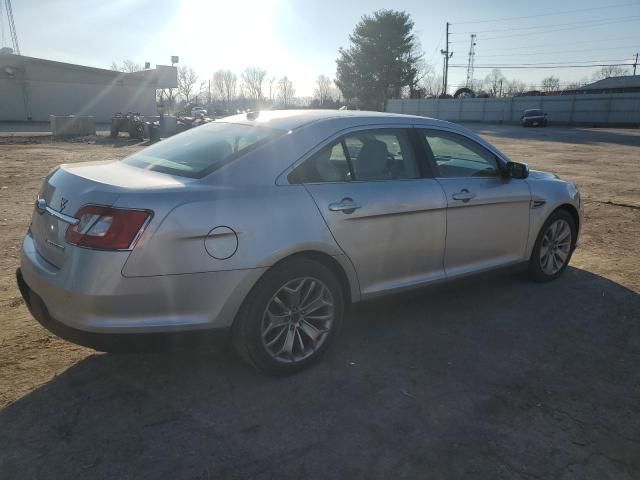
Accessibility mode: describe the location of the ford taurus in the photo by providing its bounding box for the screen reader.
[17,110,582,374]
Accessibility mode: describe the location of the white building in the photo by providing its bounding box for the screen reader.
[0,53,177,122]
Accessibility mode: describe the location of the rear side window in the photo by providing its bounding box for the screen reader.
[122,122,281,178]
[287,142,351,183]
[288,129,419,183]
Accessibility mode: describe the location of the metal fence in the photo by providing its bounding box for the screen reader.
[386,93,640,126]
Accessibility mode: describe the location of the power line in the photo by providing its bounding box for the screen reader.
[451,15,640,35]
[452,2,638,25]
[454,36,640,49]
[477,16,640,41]
[474,45,640,58]
[450,34,640,46]
[449,63,630,69]
[452,59,633,66]
[427,33,444,65]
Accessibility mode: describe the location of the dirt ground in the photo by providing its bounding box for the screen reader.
[0,126,638,479]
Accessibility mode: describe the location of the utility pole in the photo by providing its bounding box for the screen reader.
[634,52,638,76]
[466,34,477,89]
[499,79,503,97]
[440,22,453,95]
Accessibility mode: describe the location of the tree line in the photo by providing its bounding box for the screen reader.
[112,61,342,113]
[111,9,634,112]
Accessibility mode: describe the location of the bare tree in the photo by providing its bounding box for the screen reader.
[193,80,208,105]
[212,70,237,108]
[110,59,143,72]
[564,77,590,91]
[314,75,333,106]
[268,76,277,103]
[222,71,237,107]
[541,76,560,93]
[592,65,629,80]
[241,67,267,103]
[504,79,528,97]
[277,76,295,106]
[212,70,225,100]
[418,64,442,96]
[178,66,199,104]
[483,68,506,97]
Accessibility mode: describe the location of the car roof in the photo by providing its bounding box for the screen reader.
[219,109,446,131]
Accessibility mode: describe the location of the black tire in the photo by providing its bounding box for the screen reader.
[528,209,577,282]
[232,257,344,375]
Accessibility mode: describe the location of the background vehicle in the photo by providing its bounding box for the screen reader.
[521,109,548,127]
[17,110,582,374]
[191,107,207,117]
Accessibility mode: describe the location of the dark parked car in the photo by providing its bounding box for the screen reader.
[521,109,548,127]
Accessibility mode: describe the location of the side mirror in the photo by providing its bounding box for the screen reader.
[505,161,529,179]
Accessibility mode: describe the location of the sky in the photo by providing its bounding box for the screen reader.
[2,0,639,97]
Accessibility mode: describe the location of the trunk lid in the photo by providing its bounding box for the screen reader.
[30,161,189,268]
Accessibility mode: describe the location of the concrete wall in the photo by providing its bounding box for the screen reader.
[386,93,640,126]
[0,55,175,122]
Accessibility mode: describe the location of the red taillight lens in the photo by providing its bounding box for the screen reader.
[65,205,152,250]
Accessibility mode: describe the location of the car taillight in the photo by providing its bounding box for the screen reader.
[65,205,152,250]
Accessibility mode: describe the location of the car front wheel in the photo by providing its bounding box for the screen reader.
[232,258,344,375]
[528,210,576,282]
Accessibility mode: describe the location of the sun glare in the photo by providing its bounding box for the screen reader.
[175,0,283,73]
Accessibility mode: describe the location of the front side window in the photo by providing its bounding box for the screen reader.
[122,122,281,179]
[422,130,500,178]
[288,129,419,184]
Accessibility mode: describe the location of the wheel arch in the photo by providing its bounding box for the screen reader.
[230,249,359,334]
[526,201,581,259]
[269,250,358,306]
[555,203,580,234]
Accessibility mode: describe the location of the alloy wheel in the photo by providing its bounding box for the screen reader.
[261,277,335,363]
[539,219,572,275]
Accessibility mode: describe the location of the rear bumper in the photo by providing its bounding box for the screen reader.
[16,268,230,352]
[18,232,266,347]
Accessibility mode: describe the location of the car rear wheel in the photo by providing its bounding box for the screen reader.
[232,258,344,375]
[528,210,576,282]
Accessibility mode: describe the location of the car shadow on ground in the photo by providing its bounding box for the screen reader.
[1,267,639,479]
[467,123,640,147]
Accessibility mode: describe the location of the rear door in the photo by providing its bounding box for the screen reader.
[287,126,447,297]
[418,128,531,277]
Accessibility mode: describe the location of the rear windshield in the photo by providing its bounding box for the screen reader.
[121,122,282,178]
[525,109,543,116]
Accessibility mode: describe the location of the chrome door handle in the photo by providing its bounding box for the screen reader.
[328,198,361,213]
[452,189,476,202]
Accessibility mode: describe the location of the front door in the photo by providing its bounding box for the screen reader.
[287,127,447,297]
[419,128,531,277]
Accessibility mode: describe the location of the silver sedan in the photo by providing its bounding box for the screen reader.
[17,110,583,374]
